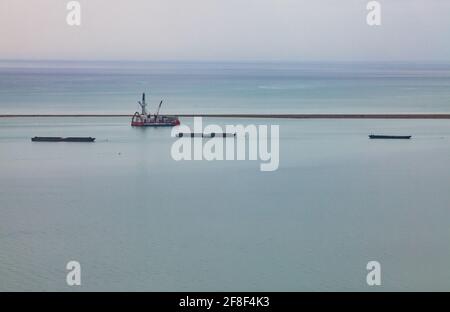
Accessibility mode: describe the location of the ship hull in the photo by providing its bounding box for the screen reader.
[369,135,411,139]
[132,123,179,127]
[31,137,95,142]
[131,113,180,127]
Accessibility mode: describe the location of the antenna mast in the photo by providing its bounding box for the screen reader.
[138,93,148,115]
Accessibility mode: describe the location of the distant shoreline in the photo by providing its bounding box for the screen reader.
[1,114,450,119]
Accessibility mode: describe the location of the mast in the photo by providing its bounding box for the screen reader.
[138,93,147,115]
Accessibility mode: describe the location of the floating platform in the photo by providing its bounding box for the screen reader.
[131,93,180,127]
[369,135,412,139]
[31,137,95,142]
[176,133,236,138]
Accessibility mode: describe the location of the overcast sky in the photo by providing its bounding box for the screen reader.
[0,0,449,61]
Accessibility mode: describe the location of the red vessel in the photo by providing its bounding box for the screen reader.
[131,93,180,127]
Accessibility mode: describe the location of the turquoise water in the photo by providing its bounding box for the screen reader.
[1,61,450,114]
[1,62,450,291]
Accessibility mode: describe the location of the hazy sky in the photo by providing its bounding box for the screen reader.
[1,0,449,61]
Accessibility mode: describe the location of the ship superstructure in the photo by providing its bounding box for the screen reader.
[131,93,180,127]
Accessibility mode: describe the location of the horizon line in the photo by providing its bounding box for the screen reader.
[1,58,450,65]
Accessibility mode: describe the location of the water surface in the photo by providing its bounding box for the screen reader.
[1,61,450,291]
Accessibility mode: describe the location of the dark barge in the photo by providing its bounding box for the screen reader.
[369,135,412,139]
[31,137,95,142]
[176,133,236,138]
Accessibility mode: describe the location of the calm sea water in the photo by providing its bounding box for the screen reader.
[1,62,450,291]
[1,61,450,114]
